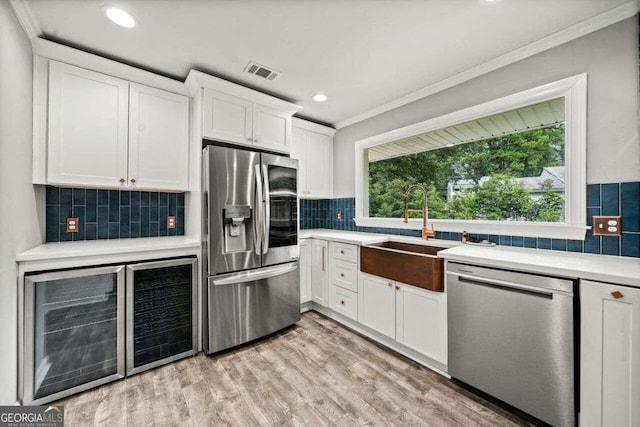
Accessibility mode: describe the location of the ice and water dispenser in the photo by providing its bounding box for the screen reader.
[223,205,252,253]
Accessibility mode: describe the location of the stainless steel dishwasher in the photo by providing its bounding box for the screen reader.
[447,262,576,427]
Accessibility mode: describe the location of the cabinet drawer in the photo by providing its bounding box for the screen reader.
[330,242,358,263]
[329,285,357,321]
[331,259,358,292]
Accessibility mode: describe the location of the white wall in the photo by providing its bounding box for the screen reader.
[0,2,44,404]
[333,17,640,197]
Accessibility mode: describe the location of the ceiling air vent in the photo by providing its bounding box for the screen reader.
[243,61,281,81]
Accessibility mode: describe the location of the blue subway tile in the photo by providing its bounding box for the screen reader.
[149,221,159,236]
[46,206,59,242]
[59,190,72,223]
[130,193,140,222]
[621,182,639,233]
[120,190,130,206]
[537,238,551,250]
[478,234,488,242]
[159,192,169,207]
[601,236,620,256]
[120,206,130,229]
[98,189,109,206]
[177,193,185,207]
[586,207,600,226]
[621,233,640,257]
[98,216,109,239]
[109,191,119,222]
[159,207,169,235]
[140,191,150,207]
[499,235,512,246]
[551,239,567,251]
[108,222,120,239]
[586,184,600,207]
[601,183,620,216]
[73,188,85,206]
[130,222,140,238]
[567,240,583,253]
[59,224,72,241]
[488,235,500,244]
[584,234,601,254]
[72,206,85,240]
[46,186,59,205]
[140,220,150,237]
[524,237,537,248]
[85,223,97,240]
[169,193,177,211]
[511,236,524,247]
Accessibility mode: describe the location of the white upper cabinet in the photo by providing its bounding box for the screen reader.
[41,60,190,191]
[291,118,334,198]
[202,88,293,153]
[47,61,129,187]
[128,83,190,191]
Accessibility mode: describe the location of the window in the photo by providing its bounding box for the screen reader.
[355,75,587,239]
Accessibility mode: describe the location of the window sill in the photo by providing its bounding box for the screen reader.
[354,217,589,240]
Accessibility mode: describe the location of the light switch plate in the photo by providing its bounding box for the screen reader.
[592,216,621,236]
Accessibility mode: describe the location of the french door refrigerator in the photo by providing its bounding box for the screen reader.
[203,143,300,354]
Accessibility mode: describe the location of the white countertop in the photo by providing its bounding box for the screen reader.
[301,229,640,287]
[440,244,640,288]
[16,236,200,262]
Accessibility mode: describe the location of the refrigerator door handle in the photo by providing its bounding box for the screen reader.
[212,263,298,286]
[254,164,263,256]
[262,164,270,254]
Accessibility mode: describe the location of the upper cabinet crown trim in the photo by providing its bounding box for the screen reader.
[185,69,302,115]
[292,117,336,136]
[32,38,188,96]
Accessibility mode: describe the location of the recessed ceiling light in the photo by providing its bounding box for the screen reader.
[104,7,136,28]
[313,93,328,102]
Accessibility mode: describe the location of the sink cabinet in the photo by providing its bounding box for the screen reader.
[358,272,448,364]
[580,280,640,427]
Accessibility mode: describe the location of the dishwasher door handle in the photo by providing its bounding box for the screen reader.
[455,274,554,299]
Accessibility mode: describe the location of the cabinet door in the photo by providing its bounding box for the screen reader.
[290,127,307,195]
[395,283,447,364]
[305,131,332,198]
[581,280,640,427]
[202,89,253,145]
[128,83,190,191]
[358,273,395,338]
[48,61,129,187]
[253,104,291,153]
[299,239,312,304]
[311,240,328,306]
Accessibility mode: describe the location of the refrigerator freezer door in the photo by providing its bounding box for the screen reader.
[261,152,299,266]
[203,145,262,275]
[206,262,300,353]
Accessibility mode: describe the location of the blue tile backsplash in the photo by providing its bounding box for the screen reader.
[46,186,185,242]
[300,181,640,258]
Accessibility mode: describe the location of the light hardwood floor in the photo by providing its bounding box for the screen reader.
[55,311,529,426]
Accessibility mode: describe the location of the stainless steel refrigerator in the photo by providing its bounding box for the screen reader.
[202,143,300,354]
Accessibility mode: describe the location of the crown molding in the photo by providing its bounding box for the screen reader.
[8,0,41,39]
[335,0,639,129]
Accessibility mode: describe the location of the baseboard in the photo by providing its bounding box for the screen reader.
[309,303,450,378]
[300,301,313,313]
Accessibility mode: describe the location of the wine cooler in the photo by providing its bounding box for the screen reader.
[126,258,197,375]
[22,257,197,405]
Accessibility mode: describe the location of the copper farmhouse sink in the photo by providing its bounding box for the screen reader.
[360,241,446,292]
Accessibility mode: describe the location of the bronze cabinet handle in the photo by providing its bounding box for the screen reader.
[611,290,624,299]
[130,178,136,184]
[119,178,125,184]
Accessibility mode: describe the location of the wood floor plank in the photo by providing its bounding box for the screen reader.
[53,311,530,426]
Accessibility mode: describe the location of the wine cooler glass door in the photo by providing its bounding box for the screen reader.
[23,266,125,405]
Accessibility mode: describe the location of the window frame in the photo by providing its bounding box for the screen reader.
[354,74,588,239]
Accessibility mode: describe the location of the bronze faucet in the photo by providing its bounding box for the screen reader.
[403,184,436,240]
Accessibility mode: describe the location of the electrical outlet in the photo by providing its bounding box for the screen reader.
[167,216,176,229]
[66,217,79,233]
[592,216,621,236]
[337,210,342,221]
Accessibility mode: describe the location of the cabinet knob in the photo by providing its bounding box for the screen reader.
[395,286,400,291]
[340,300,345,305]
[340,250,345,254]
[247,137,252,142]
[340,273,345,278]
[254,138,259,143]
[611,290,624,299]
[130,178,136,184]
[119,178,125,184]
[388,282,392,287]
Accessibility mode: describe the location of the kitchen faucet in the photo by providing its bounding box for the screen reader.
[403,184,436,240]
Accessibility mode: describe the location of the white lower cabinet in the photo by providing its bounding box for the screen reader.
[358,273,396,339]
[395,283,447,364]
[581,280,640,427]
[329,285,358,320]
[299,239,311,304]
[310,239,329,306]
[358,272,447,364]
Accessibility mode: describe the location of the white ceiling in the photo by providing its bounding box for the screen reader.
[18,0,634,127]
